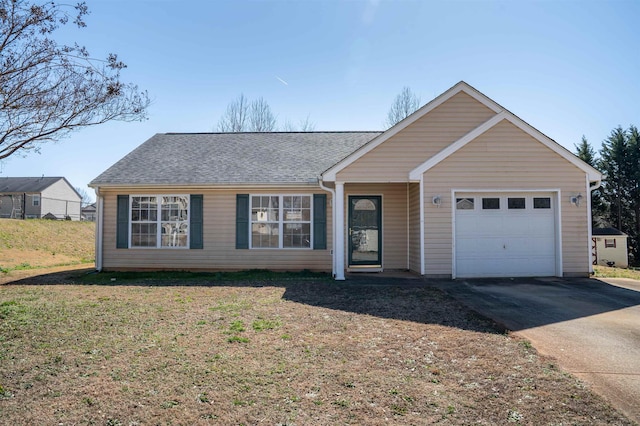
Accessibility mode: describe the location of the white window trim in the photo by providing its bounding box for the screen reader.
[249,194,314,250]
[128,194,190,249]
[32,194,40,207]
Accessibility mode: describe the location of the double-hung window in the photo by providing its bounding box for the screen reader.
[130,195,189,248]
[251,195,311,249]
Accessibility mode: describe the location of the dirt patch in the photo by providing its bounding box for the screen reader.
[0,273,634,425]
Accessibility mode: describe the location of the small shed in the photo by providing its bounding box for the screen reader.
[592,227,628,268]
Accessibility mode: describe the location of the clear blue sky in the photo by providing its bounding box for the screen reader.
[1,0,638,202]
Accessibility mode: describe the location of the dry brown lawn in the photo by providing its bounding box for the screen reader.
[0,219,94,271]
[0,270,634,426]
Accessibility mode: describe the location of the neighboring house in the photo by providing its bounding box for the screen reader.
[592,227,628,268]
[0,177,82,220]
[82,203,97,221]
[90,82,602,279]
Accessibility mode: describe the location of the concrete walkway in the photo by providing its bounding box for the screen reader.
[428,276,640,423]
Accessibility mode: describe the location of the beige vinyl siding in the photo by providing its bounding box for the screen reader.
[345,183,408,270]
[408,183,421,273]
[336,92,496,182]
[101,188,333,271]
[422,120,590,276]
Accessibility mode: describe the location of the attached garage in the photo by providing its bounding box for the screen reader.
[453,191,560,278]
[93,82,603,279]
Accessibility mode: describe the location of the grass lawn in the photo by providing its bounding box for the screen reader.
[593,265,640,280]
[0,271,633,425]
[0,219,94,272]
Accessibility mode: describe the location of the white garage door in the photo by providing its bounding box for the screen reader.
[454,192,557,278]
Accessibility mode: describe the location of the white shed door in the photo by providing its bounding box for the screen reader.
[454,192,557,278]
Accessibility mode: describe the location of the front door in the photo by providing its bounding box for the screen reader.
[348,196,382,267]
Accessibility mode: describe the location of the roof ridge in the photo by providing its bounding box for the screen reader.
[163,131,382,135]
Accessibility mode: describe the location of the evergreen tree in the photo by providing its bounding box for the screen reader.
[627,126,640,262]
[575,136,606,227]
[599,126,638,265]
[575,135,596,166]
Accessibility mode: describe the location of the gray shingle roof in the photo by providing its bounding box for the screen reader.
[593,227,627,236]
[0,177,66,193]
[90,132,381,186]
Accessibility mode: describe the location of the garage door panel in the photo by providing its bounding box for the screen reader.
[454,192,557,278]
[502,218,524,235]
[456,216,484,234]
[456,236,504,254]
[482,217,506,235]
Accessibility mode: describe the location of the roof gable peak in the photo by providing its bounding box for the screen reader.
[322,81,504,181]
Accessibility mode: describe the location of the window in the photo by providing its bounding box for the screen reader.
[533,197,551,209]
[130,195,189,248]
[604,238,616,248]
[508,198,526,209]
[456,198,474,210]
[482,198,500,210]
[251,195,311,248]
[32,195,40,207]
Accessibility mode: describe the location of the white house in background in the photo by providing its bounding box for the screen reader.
[0,177,82,220]
[82,203,97,221]
[592,227,629,268]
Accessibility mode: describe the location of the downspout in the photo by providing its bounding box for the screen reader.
[318,179,336,278]
[587,178,602,275]
[406,183,410,271]
[419,176,425,275]
[94,187,104,272]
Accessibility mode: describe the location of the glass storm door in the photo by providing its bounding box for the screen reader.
[348,196,382,267]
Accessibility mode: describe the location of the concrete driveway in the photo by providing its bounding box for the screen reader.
[429,276,640,423]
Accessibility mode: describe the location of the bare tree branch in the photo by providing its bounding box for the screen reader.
[0,0,149,160]
[281,119,295,132]
[281,114,315,132]
[75,185,92,207]
[217,95,316,133]
[249,97,276,132]
[298,114,315,132]
[385,86,420,128]
[217,93,249,132]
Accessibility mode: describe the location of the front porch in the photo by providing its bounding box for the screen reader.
[331,182,421,280]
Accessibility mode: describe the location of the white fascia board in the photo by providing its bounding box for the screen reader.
[410,111,604,182]
[322,81,502,182]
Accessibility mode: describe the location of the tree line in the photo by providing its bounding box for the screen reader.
[215,94,315,132]
[216,86,420,133]
[576,127,640,265]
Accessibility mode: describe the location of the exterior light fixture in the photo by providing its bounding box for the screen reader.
[570,193,583,207]
[432,195,442,207]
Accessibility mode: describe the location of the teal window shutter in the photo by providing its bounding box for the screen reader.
[190,195,203,249]
[116,195,129,249]
[236,194,249,249]
[313,193,327,250]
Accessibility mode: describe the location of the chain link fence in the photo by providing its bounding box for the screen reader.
[0,193,82,220]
